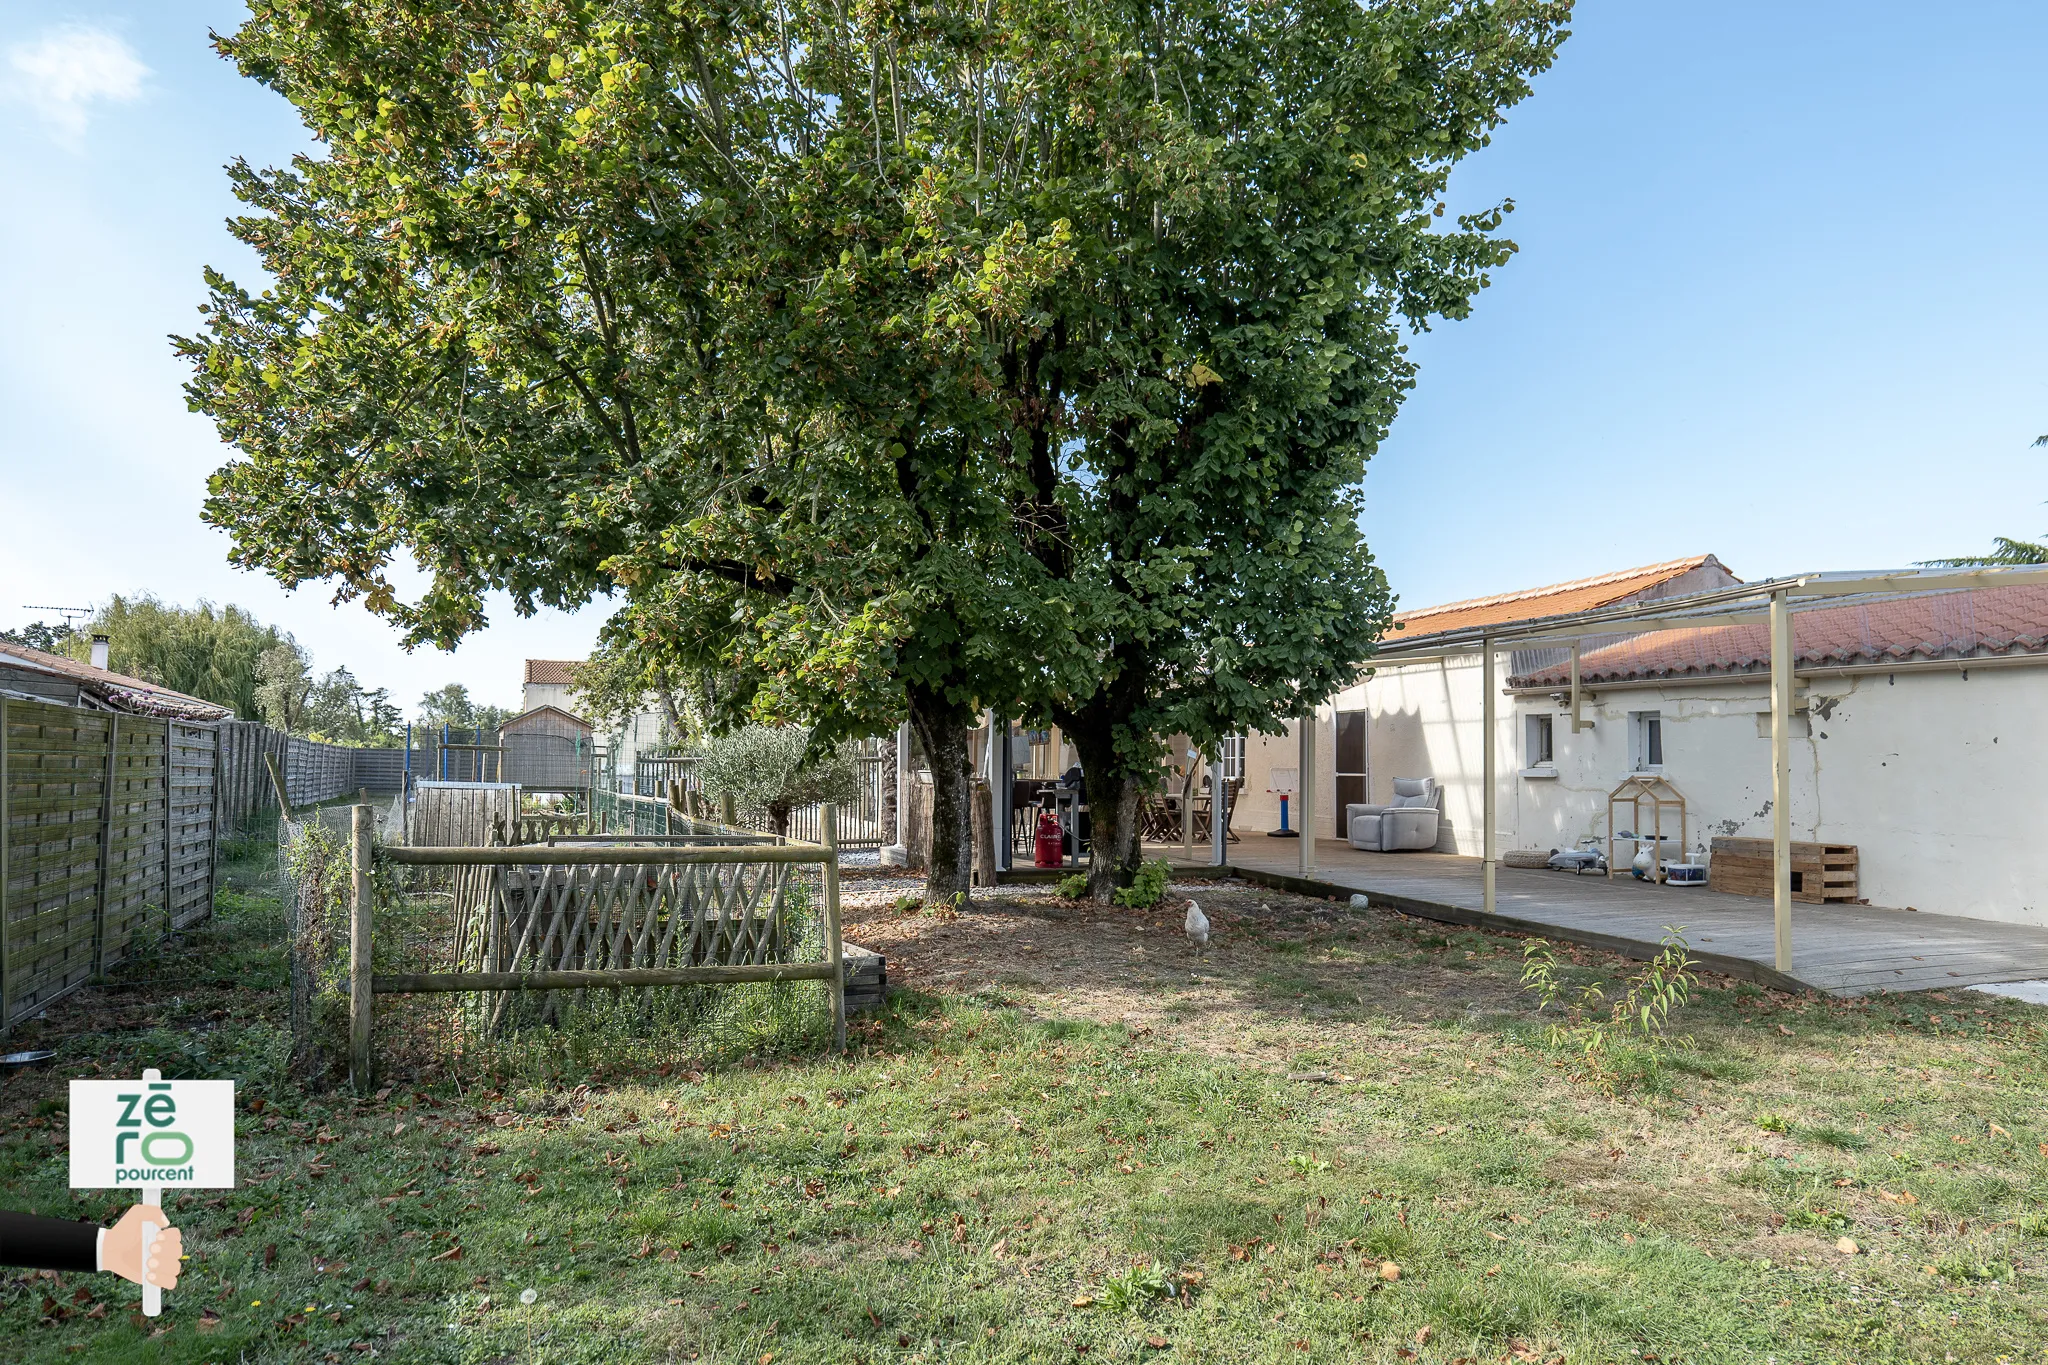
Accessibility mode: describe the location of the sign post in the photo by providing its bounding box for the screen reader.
[70,1068,235,1315]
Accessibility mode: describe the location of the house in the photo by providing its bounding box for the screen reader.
[521,659,580,714]
[0,636,231,720]
[521,658,672,793]
[1232,555,2048,929]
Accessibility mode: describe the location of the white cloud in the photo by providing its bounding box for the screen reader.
[7,24,148,143]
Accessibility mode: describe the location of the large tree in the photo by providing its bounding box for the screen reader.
[960,0,1570,893]
[71,595,295,721]
[182,0,1566,900]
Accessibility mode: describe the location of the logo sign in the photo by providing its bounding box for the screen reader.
[69,1076,236,1190]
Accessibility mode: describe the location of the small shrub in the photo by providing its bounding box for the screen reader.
[1112,859,1171,909]
[1057,873,1088,900]
[892,894,924,915]
[1521,926,1697,1093]
[1756,1112,1794,1134]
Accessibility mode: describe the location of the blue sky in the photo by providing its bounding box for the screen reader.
[2,2,2044,713]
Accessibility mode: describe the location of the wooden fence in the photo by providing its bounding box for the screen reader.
[407,782,521,848]
[348,809,846,1087]
[214,723,416,831]
[0,700,220,1033]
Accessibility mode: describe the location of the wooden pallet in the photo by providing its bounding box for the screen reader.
[1708,837,1858,904]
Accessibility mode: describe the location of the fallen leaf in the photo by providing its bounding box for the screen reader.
[1379,1261,1401,1281]
[431,1245,464,1262]
[1071,1294,1095,1308]
[1416,1325,1434,1345]
[1836,1237,1859,1255]
[1145,1337,1169,1350]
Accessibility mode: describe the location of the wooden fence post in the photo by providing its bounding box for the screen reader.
[821,805,846,1053]
[264,752,293,824]
[93,715,118,977]
[721,792,737,827]
[350,804,374,1091]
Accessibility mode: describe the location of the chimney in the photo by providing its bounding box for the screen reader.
[90,634,110,671]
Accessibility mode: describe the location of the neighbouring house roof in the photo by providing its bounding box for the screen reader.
[523,659,582,686]
[0,639,233,720]
[1509,583,2048,687]
[501,703,594,733]
[1389,555,1737,643]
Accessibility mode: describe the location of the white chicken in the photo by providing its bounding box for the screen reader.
[1184,899,1211,953]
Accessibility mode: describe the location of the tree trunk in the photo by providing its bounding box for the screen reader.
[908,684,974,905]
[1062,713,1145,901]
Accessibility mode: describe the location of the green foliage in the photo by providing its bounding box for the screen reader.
[305,664,404,746]
[417,682,513,733]
[179,0,1571,904]
[1057,873,1089,901]
[1921,535,2048,567]
[1521,927,1698,1093]
[1111,859,1171,909]
[71,594,294,718]
[693,724,858,836]
[0,618,72,652]
[568,633,705,737]
[1094,1262,1171,1314]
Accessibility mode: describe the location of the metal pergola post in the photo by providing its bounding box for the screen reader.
[1771,589,1794,970]
[1210,750,1228,868]
[1482,636,1497,916]
[1297,711,1317,878]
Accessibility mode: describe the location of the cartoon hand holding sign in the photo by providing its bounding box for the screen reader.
[69,1068,234,1315]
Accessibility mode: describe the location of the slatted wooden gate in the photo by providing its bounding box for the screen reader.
[348,809,847,1088]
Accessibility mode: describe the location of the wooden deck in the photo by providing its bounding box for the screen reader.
[1143,838,2048,998]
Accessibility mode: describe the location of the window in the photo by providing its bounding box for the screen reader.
[1631,710,1663,770]
[1220,735,1246,782]
[1524,713,1555,768]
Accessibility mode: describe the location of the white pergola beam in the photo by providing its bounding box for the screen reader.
[1298,711,1317,878]
[1771,590,1794,970]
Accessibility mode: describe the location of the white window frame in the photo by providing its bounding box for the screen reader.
[1220,735,1246,782]
[1631,710,1664,771]
[1522,713,1557,777]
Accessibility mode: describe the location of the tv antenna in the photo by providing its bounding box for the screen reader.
[21,605,93,629]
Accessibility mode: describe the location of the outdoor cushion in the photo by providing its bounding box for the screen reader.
[1382,807,1440,852]
[1344,804,1387,852]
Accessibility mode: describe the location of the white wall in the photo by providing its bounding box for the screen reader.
[522,680,575,713]
[1318,657,2048,928]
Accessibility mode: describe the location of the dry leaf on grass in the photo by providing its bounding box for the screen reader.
[1379,1261,1401,1281]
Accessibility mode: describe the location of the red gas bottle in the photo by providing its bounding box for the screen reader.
[1033,812,1065,868]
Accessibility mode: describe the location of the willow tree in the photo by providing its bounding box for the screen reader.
[181,0,1566,900]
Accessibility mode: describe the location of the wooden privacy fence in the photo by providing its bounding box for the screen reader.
[215,722,414,831]
[345,807,846,1088]
[0,700,219,1033]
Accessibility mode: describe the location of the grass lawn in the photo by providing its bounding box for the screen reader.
[2,848,2045,1363]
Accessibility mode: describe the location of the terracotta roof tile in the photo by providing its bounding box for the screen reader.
[523,659,582,686]
[1391,555,1733,641]
[1510,584,2048,687]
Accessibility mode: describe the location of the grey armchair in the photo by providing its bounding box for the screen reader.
[1344,777,1441,852]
